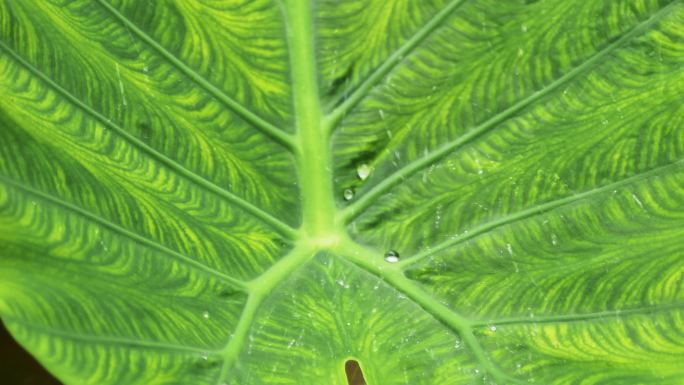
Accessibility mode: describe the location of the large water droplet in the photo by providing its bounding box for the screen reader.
[343,188,354,201]
[384,250,400,263]
[356,164,371,180]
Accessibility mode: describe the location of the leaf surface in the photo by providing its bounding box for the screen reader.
[1,0,683,384]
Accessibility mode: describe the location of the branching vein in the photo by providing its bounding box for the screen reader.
[95,0,297,151]
[340,3,676,224]
[324,0,468,132]
[0,41,297,239]
[0,174,248,290]
[399,158,684,267]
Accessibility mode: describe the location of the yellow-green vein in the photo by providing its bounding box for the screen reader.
[339,2,678,224]
[95,0,297,151]
[0,41,298,240]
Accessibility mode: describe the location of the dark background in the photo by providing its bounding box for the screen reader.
[0,322,61,385]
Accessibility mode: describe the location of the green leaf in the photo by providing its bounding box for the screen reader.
[1,0,683,384]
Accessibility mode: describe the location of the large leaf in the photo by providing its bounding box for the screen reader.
[1,0,683,384]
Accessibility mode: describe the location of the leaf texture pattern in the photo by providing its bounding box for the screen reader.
[1,0,683,384]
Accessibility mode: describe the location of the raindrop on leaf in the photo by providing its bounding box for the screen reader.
[384,250,400,263]
[356,164,371,180]
[343,188,354,201]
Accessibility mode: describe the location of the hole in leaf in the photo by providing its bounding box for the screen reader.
[345,359,367,385]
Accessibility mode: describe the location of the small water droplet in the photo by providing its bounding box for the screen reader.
[490,325,497,332]
[384,250,400,263]
[343,188,354,201]
[200,352,209,360]
[202,311,210,319]
[521,24,528,32]
[336,279,350,289]
[356,164,371,180]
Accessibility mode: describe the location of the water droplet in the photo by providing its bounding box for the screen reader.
[521,24,528,32]
[356,164,371,180]
[336,279,350,289]
[343,188,354,201]
[490,325,497,332]
[202,311,210,319]
[200,352,209,360]
[384,250,400,263]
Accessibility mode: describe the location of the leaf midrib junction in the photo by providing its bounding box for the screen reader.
[1,0,680,384]
[217,1,683,384]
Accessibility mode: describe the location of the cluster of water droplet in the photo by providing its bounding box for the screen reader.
[342,164,372,201]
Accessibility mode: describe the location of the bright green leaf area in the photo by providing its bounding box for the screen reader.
[1,0,683,384]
